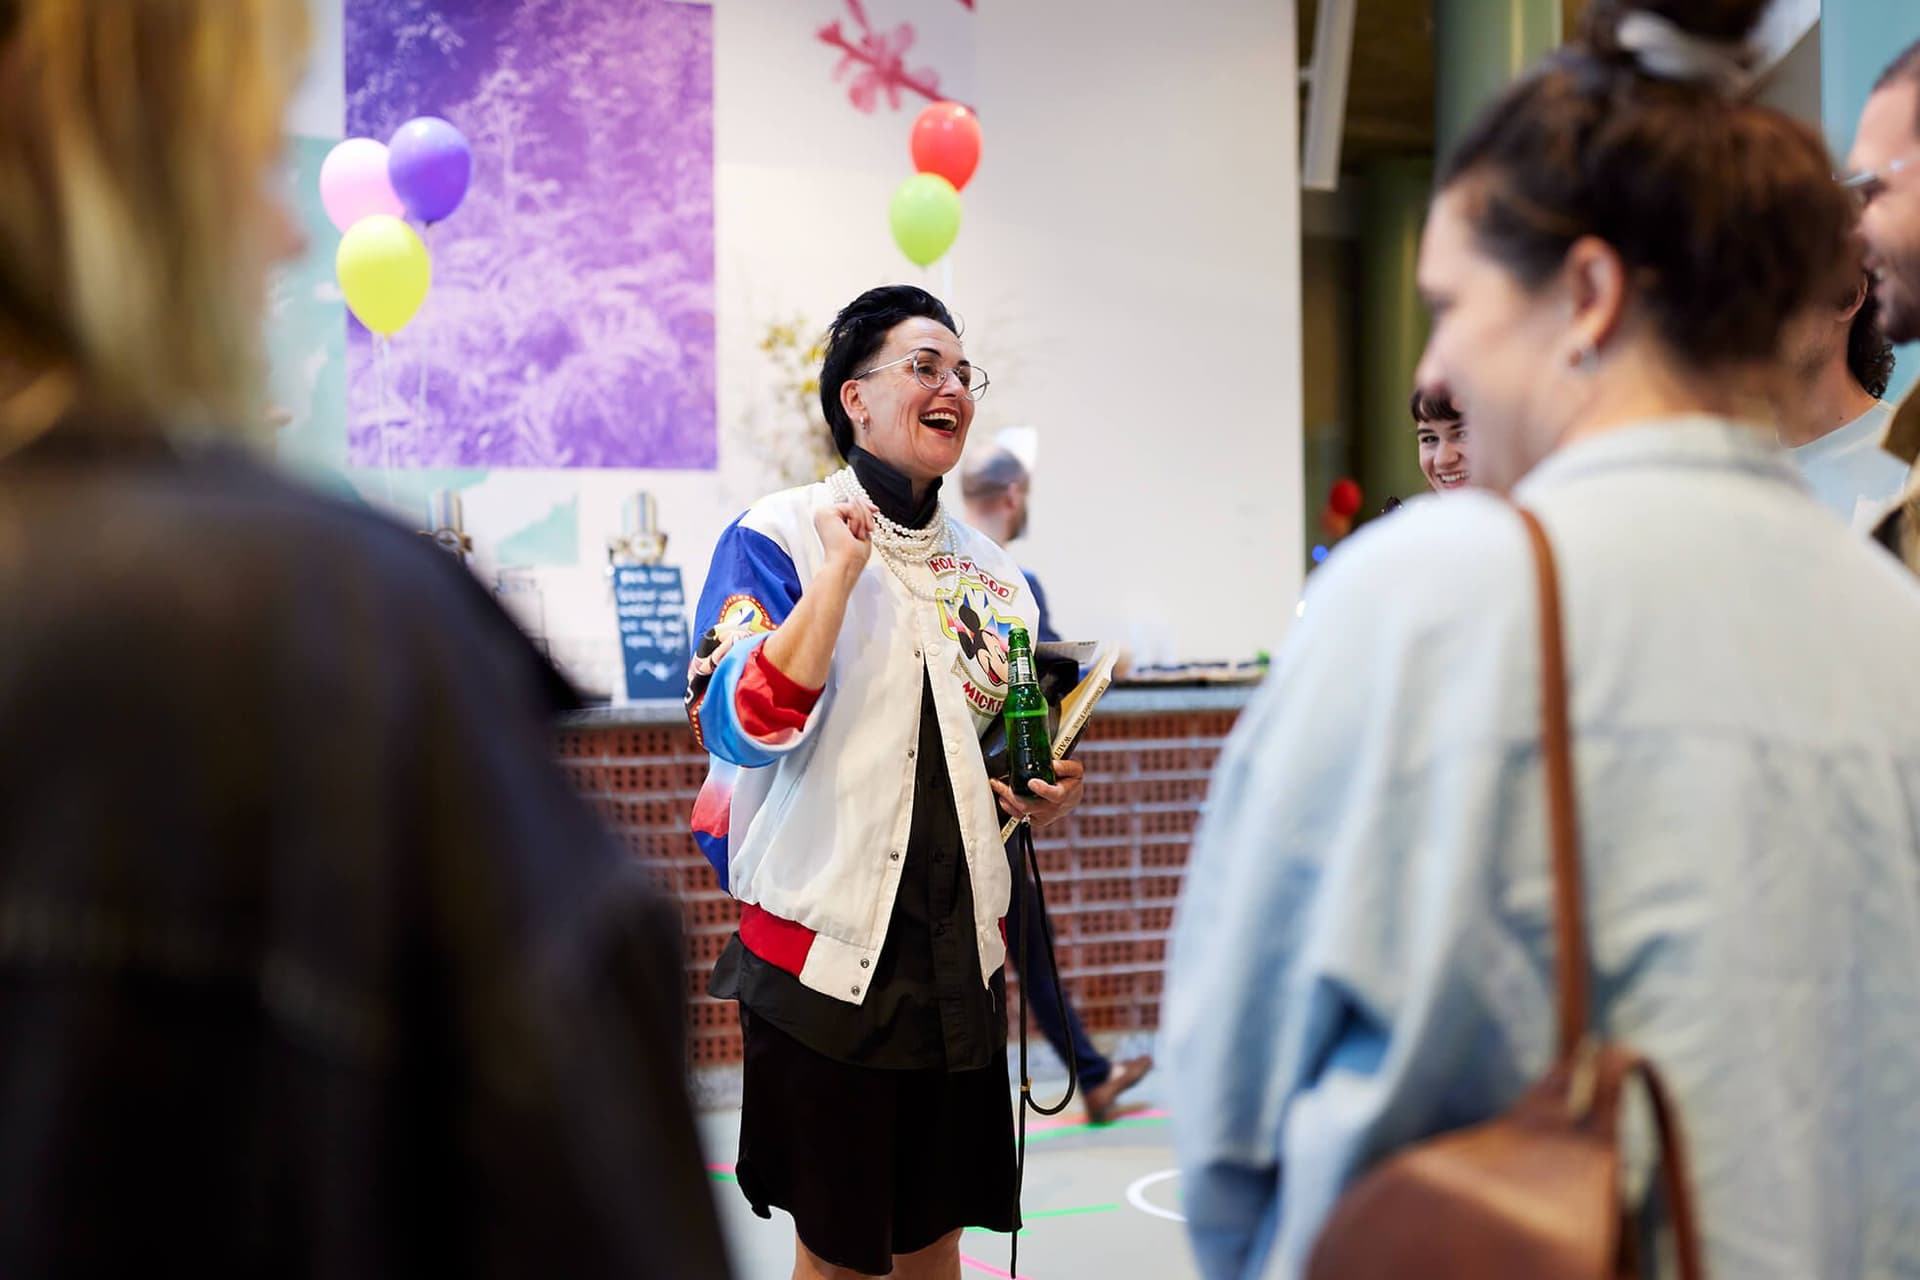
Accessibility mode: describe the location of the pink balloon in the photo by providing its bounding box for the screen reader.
[318,138,405,233]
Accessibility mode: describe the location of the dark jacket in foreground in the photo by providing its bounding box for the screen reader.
[0,422,729,1278]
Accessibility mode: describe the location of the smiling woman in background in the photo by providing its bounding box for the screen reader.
[1411,386,1471,492]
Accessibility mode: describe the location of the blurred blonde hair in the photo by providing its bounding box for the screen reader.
[0,0,309,433]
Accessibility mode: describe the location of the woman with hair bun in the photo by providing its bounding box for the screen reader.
[1168,3,1920,1276]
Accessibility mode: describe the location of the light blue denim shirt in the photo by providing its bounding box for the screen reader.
[1167,418,1920,1279]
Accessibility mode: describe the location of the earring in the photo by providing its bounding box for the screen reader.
[1569,340,1599,370]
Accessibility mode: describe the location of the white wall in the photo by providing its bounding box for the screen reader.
[291,0,1302,680]
[968,1,1301,664]
[1757,22,1821,127]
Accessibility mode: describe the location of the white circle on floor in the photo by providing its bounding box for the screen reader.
[1126,1168,1186,1223]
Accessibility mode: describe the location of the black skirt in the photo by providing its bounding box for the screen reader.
[733,1007,1020,1276]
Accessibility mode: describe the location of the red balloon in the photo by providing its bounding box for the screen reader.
[1328,478,1363,518]
[911,102,982,191]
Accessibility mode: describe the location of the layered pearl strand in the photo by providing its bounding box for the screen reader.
[825,466,954,602]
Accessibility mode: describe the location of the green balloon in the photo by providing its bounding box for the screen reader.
[889,173,962,267]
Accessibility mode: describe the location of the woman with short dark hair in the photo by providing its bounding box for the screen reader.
[688,285,1085,1279]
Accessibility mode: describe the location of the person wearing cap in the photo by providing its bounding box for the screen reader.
[961,447,1154,1124]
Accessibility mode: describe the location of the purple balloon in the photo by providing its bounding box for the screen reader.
[387,116,472,224]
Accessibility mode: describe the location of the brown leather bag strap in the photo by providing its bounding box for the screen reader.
[1512,506,1591,1060]
[1517,508,1708,1278]
[1631,1057,1708,1280]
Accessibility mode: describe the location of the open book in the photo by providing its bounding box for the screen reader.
[999,641,1118,841]
[1870,381,1920,536]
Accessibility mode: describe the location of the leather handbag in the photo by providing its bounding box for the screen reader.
[1305,506,1706,1279]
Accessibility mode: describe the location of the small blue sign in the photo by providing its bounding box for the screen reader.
[613,564,689,701]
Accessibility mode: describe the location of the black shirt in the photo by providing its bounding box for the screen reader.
[709,449,1006,1071]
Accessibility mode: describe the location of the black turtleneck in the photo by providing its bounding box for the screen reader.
[708,452,1004,1072]
[847,445,942,529]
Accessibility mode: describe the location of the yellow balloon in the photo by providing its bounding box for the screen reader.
[335,214,430,335]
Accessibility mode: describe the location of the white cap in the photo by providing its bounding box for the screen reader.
[994,426,1039,474]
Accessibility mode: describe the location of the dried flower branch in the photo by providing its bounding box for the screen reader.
[816,0,945,114]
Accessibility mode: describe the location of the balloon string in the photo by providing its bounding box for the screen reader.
[415,222,431,434]
[940,255,953,305]
[376,333,395,509]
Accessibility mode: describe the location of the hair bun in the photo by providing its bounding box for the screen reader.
[1583,0,1766,95]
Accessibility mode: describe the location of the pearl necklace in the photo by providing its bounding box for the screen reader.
[825,466,954,602]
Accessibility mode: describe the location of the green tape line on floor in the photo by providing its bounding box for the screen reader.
[1028,1203,1121,1220]
[1021,1115,1170,1143]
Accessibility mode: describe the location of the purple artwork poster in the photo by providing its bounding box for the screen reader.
[345,0,714,469]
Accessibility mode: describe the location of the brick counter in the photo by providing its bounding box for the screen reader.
[556,687,1253,1068]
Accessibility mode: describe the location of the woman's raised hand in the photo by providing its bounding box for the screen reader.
[814,500,874,576]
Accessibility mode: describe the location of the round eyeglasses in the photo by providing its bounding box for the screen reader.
[1841,151,1920,206]
[853,351,990,402]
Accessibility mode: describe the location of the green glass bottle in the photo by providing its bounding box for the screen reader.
[1003,626,1055,797]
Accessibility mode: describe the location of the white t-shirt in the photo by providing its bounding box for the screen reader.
[1789,400,1907,531]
